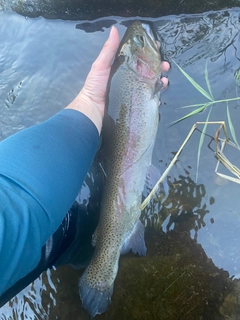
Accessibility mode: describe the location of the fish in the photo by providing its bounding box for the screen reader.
[78,20,162,317]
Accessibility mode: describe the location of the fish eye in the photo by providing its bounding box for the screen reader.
[133,35,144,47]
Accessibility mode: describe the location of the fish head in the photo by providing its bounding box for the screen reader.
[117,21,161,81]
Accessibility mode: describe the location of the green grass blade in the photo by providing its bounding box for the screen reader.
[181,102,213,109]
[169,105,207,126]
[196,106,212,182]
[180,103,211,109]
[235,68,240,85]
[227,102,239,147]
[205,61,214,100]
[172,60,214,101]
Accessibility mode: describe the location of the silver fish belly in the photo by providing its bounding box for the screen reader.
[79,21,162,317]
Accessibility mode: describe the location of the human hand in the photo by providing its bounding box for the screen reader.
[66,26,170,134]
[66,26,119,134]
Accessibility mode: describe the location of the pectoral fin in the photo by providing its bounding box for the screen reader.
[121,220,146,256]
[154,78,163,96]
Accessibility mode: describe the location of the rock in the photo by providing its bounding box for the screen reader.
[0,0,240,20]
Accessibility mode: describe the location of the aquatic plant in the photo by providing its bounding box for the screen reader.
[140,62,240,209]
[235,68,240,86]
[170,61,240,134]
[171,60,240,181]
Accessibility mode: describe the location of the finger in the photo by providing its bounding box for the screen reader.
[161,77,169,90]
[161,61,170,73]
[92,26,120,72]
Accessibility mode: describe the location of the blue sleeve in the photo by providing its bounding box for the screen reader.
[0,109,100,294]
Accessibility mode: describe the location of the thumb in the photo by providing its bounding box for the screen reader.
[91,26,120,72]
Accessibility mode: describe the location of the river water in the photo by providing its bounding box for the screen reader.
[0,8,240,320]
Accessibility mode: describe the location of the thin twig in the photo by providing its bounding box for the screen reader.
[140,121,240,210]
[140,123,198,210]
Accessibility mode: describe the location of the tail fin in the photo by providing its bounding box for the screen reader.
[79,271,114,317]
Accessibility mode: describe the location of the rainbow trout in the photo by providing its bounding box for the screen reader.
[79,21,162,317]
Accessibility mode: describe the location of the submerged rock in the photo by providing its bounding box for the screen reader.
[0,0,239,20]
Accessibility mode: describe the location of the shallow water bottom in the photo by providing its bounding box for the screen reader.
[2,228,240,319]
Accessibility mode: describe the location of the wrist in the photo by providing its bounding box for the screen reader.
[65,93,103,135]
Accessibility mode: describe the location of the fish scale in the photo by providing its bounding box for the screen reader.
[79,21,162,317]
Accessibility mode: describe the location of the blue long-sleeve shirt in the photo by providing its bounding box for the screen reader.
[0,109,99,295]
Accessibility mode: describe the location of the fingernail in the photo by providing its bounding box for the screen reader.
[110,25,115,37]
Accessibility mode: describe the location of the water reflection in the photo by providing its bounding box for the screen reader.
[157,10,240,65]
[0,8,240,319]
[0,274,50,319]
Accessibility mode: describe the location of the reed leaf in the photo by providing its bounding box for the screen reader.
[169,104,208,126]
[196,107,212,182]
[227,102,239,147]
[236,69,240,85]
[205,61,214,100]
[181,97,240,109]
[181,102,212,109]
[172,60,214,101]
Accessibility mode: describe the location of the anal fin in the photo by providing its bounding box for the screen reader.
[121,220,146,256]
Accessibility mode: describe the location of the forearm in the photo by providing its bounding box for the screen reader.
[0,108,99,294]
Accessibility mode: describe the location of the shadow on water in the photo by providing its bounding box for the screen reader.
[0,7,240,320]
